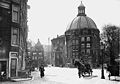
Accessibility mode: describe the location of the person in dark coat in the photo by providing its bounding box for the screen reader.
[39,65,45,78]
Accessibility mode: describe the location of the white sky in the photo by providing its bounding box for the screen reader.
[28,0,120,45]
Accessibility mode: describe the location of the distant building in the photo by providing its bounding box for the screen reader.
[31,39,44,68]
[0,0,29,78]
[51,35,66,67]
[43,45,51,66]
[65,2,100,68]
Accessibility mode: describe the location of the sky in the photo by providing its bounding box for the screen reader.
[27,0,120,45]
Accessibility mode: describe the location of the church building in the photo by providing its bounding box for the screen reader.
[65,2,100,68]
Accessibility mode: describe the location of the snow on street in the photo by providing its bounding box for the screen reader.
[1,67,120,84]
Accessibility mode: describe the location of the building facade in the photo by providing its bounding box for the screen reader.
[51,35,66,67]
[43,45,51,66]
[0,0,28,78]
[31,39,44,68]
[65,2,100,68]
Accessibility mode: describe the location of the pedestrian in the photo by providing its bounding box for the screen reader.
[39,65,45,78]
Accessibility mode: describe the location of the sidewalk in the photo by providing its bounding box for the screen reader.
[10,76,33,82]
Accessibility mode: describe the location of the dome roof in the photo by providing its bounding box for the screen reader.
[67,2,98,31]
[68,16,97,30]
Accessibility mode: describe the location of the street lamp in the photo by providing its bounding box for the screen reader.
[100,42,105,79]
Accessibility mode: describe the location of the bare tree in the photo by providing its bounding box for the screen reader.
[101,24,120,65]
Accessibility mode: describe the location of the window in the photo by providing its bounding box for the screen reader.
[82,10,84,13]
[28,52,30,56]
[0,2,10,9]
[35,56,37,60]
[72,46,79,51]
[76,40,79,44]
[76,46,79,50]
[72,40,75,44]
[86,43,90,48]
[87,37,90,41]
[33,53,36,55]
[12,4,19,23]
[86,49,90,54]
[72,52,75,56]
[81,37,85,41]
[13,11,18,22]
[81,49,85,54]
[81,43,85,48]
[72,46,75,50]
[11,28,19,45]
[32,56,34,60]
[76,52,79,56]
[39,53,42,55]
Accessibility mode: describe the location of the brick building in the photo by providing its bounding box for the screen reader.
[0,0,29,78]
[65,2,100,68]
[51,35,66,67]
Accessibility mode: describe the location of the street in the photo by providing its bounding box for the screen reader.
[1,67,120,84]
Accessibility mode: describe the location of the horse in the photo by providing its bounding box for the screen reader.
[74,61,92,78]
[83,63,93,76]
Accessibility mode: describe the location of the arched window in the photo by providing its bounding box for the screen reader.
[72,40,75,44]
[86,49,90,54]
[87,37,90,41]
[81,37,85,41]
[76,40,79,44]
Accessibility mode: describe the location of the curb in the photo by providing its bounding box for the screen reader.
[10,76,33,82]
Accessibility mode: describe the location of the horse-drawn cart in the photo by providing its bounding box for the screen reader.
[74,60,93,78]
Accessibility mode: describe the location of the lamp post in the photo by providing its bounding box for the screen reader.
[100,42,105,79]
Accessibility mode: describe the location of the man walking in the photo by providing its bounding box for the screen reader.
[39,65,45,78]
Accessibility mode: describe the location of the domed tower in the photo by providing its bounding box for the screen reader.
[65,2,100,68]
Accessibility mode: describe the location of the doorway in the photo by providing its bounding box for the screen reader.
[0,61,7,76]
[11,58,17,77]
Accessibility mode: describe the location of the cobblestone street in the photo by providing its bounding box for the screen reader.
[1,67,119,84]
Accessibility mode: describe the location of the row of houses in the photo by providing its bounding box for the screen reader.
[27,39,44,70]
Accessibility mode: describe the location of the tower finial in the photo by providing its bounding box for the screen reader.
[77,1,86,16]
[79,1,84,7]
[81,1,82,4]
